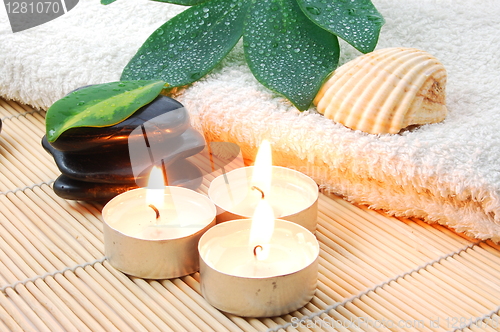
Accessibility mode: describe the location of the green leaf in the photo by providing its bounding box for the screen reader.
[296,0,384,53]
[150,0,209,5]
[101,0,118,5]
[121,0,248,86]
[45,80,166,143]
[244,0,339,111]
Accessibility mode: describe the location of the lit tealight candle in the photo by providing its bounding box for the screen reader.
[102,167,216,279]
[208,140,319,232]
[199,199,319,317]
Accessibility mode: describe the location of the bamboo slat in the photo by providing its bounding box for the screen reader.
[1,98,500,332]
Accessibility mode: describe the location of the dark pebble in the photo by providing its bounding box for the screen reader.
[53,159,203,202]
[49,95,190,153]
[42,128,204,184]
[44,91,205,202]
[53,176,138,202]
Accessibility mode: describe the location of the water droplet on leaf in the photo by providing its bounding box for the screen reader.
[306,6,321,15]
[367,15,384,24]
[191,72,201,80]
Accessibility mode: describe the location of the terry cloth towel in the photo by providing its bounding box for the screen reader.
[1,0,500,241]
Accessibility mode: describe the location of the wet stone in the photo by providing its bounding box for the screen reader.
[50,95,190,153]
[43,93,205,201]
[53,159,203,202]
[53,176,138,202]
[42,128,205,184]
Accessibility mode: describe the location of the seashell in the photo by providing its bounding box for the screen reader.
[314,47,447,134]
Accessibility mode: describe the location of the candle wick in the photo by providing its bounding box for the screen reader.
[253,245,263,257]
[161,159,169,186]
[148,204,160,220]
[251,186,265,199]
[141,125,156,165]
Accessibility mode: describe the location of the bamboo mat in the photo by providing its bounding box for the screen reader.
[1,97,500,332]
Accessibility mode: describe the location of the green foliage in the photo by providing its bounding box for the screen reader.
[122,0,249,87]
[119,0,384,110]
[151,0,209,5]
[45,81,166,142]
[296,0,384,53]
[244,0,339,110]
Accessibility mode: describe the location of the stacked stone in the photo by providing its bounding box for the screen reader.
[42,95,205,202]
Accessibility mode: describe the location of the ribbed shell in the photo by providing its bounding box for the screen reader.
[314,47,447,134]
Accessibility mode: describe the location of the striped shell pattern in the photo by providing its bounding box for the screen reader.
[314,47,447,134]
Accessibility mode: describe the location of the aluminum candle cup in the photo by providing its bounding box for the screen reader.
[198,219,320,317]
[208,166,319,233]
[102,187,216,279]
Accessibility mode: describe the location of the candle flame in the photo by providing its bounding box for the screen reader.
[251,139,272,195]
[249,199,275,260]
[146,166,165,208]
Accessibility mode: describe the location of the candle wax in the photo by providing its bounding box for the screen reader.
[209,166,317,218]
[230,179,313,217]
[104,189,214,240]
[201,223,318,278]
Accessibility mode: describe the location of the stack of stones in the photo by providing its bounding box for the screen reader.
[42,95,205,202]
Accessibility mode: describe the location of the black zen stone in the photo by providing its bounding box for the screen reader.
[49,95,190,153]
[53,175,139,202]
[43,135,145,184]
[43,93,206,201]
[53,159,203,202]
[42,128,205,184]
